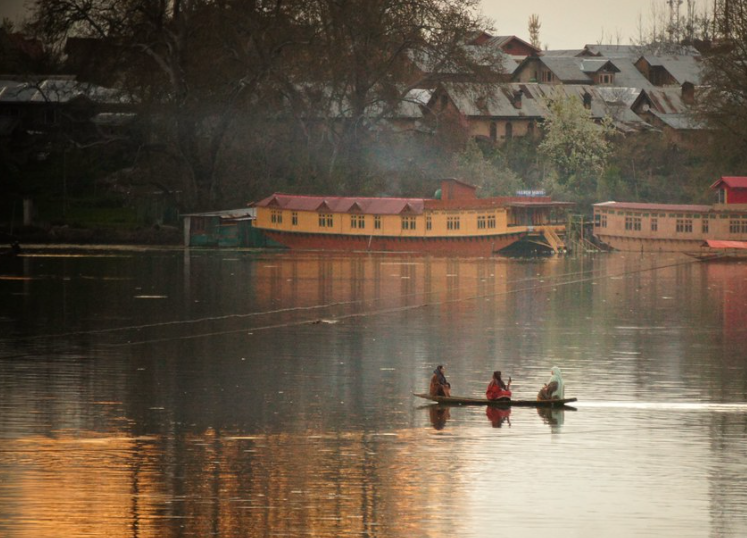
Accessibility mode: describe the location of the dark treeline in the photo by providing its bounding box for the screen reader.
[2,0,747,224]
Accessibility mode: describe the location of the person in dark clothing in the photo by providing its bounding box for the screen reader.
[429,365,451,397]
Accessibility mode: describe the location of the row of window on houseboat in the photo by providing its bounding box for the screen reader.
[594,211,747,234]
[269,211,498,231]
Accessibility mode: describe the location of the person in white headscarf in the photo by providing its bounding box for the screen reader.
[537,366,564,400]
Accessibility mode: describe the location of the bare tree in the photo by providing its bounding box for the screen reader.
[528,14,541,49]
[698,0,747,169]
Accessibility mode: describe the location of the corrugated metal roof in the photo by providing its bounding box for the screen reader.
[594,201,711,212]
[0,79,126,104]
[254,194,426,215]
[439,82,648,129]
[582,44,642,59]
[649,110,702,130]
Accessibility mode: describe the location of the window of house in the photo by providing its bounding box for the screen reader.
[489,122,497,141]
[505,123,513,139]
[292,212,298,226]
[271,210,283,224]
[374,215,381,230]
[702,219,709,234]
[477,215,486,229]
[729,220,747,233]
[447,216,460,230]
[401,216,416,230]
[625,216,641,231]
[676,219,693,233]
[542,71,553,83]
[351,215,365,229]
[651,218,657,232]
[319,213,333,228]
[487,215,496,229]
[598,73,612,84]
[440,94,448,109]
[426,216,432,231]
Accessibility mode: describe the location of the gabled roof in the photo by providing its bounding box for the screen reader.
[436,82,647,128]
[253,194,426,215]
[580,59,620,74]
[535,56,592,83]
[710,177,747,190]
[638,55,702,85]
[482,35,541,55]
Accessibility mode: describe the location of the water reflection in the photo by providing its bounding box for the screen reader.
[428,405,451,430]
[485,407,511,428]
[2,249,747,537]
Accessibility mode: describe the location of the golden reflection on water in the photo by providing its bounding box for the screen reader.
[0,428,445,538]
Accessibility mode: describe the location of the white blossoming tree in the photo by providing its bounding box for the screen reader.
[538,92,614,199]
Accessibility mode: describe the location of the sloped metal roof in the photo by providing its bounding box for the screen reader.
[640,55,702,85]
[439,82,649,131]
[581,44,642,58]
[0,79,126,104]
[537,56,592,83]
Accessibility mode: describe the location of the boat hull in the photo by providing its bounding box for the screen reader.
[414,393,577,407]
[259,230,527,256]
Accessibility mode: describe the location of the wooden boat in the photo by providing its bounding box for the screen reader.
[414,393,577,407]
[687,240,747,262]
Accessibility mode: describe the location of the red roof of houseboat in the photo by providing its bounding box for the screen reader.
[710,177,747,190]
[704,240,747,250]
[594,201,711,212]
[254,193,426,215]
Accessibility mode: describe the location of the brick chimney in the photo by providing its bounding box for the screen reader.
[681,82,695,105]
[513,89,523,109]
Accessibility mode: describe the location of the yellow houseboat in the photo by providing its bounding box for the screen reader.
[593,177,747,253]
[252,179,572,256]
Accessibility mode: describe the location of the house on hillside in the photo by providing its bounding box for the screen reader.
[513,56,624,85]
[426,82,648,144]
[631,83,706,147]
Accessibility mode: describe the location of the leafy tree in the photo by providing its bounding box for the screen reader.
[538,91,614,202]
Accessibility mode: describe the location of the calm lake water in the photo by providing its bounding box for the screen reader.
[1,247,746,538]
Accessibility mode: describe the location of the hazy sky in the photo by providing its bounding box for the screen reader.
[2,0,710,50]
[480,0,711,49]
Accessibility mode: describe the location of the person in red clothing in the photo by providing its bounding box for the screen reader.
[486,370,512,400]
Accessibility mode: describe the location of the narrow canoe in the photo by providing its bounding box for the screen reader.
[414,393,577,407]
